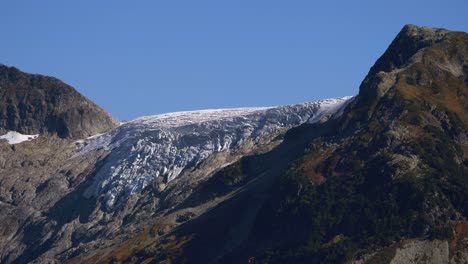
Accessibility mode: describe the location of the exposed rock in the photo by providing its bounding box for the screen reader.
[0,65,119,138]
[352,239,452,264]
[391,240,449,264]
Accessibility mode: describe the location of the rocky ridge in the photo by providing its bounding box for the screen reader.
[0,64,119,139]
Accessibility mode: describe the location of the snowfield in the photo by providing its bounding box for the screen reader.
[0,131,39,144]
[77,96,353,209]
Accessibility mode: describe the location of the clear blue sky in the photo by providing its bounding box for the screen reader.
[2,1,467,120]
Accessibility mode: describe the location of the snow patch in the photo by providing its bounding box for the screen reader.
[0,131,39,144]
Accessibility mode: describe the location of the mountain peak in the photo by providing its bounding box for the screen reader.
[400,24,450,39]
[368,24,451,76]
[355,24,466,108]
[0,65,119,139]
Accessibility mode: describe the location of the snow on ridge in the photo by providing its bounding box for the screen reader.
[308,96,354,123]
[0,131,39,145]
[333,96,355,119]
[78,96,353,209]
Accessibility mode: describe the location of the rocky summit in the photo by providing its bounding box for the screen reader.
[0,65,119,138]
[0,24,467,264]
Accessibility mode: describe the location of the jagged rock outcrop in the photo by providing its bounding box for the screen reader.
[0,65,119,138]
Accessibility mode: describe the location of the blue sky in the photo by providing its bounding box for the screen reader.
[2,1,467,120]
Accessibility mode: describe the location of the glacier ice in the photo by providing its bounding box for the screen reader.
[77,97,353,209]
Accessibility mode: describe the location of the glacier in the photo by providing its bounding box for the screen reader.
[77,96,353,209]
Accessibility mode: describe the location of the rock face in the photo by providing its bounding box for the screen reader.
[351,239,451,264]
[368,24,450,77]
[0,65,119,138]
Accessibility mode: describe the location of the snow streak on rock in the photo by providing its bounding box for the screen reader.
[77,97,353,209]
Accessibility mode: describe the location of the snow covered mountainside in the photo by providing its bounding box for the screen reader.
[77,97,353,208]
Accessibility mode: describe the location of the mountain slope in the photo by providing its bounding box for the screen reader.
[230,24,468,263]
[0,65,119,138]
[0,76,351,262]
[96,25,468,263]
